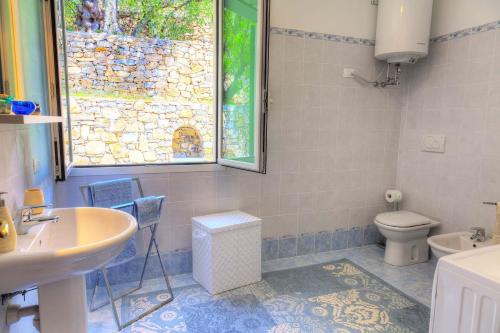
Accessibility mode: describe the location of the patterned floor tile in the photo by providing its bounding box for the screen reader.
[181,294,275,333]
[88,245,436,333]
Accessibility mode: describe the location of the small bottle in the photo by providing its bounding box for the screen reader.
[0,192,17,253]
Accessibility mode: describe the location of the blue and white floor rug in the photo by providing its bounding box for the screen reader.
[120,259,430,333]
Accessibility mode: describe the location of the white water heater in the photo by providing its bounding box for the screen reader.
[375,0,434,64]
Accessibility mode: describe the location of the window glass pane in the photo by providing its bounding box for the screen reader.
[60,0,216,166]
[221,0,258,164]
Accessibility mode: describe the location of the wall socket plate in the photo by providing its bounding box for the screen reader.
[343,68,355,78]
[421,134,446,153]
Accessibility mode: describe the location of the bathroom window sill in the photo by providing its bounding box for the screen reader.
[68,163,226,177]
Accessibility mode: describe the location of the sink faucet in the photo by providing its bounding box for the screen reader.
[470,227,486,242]
[15,204,60,235]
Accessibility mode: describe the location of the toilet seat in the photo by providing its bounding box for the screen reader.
[375,210,431,228]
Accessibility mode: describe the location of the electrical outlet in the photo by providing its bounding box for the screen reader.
[343,68,355,78]
[421,134,446,153]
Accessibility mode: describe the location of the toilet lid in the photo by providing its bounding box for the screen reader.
[375,211,431,228]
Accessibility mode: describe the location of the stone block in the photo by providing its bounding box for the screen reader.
[128,150,144,163]
[133,99,146,110]
[85,141,105,155]
[144,152,157,162]
[102,132,118,143]
[122,133,138,143]
[179,110,193,118]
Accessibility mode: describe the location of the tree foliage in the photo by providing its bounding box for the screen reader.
[222,7,255,104]
[120,0,212,39]
[63,0,81,30]
[64,0,212,40]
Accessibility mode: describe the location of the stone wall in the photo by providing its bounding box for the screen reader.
[65,30,213,102]
[70,97,215,165]
[64,30,216,165]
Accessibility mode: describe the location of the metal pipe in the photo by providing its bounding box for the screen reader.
[351,63,402,88]
[351,72,379,87]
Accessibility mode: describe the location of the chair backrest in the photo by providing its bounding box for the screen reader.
[80,177,144,209]
[81,178,144,266]
[80,177,165,230]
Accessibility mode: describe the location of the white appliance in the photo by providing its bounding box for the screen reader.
[192,210,262,294]
[375,0,434,63]
[430,245,500,332]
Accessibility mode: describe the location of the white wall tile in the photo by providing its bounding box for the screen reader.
[55,33,405,250]
[398,30,500,235]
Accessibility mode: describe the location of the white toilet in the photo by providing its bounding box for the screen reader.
[374,210,440,266]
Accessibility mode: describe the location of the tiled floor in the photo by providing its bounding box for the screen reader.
[88,245,437,332]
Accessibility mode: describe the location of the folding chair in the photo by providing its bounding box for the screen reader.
[80,177,174,330]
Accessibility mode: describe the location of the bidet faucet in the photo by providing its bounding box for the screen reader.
[470,227,486,242]
[15,204,59,235]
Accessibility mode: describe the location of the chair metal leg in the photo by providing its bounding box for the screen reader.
[90,225,175,330]
[89,270,101,312]
[137,224,174,301]
[112,225,175,330]
[102,268,123,331]
[89,269,141,312]
[137,224,156,289]
[151,225,174,299]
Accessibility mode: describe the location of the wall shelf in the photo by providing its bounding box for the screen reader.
[0,114,63,124]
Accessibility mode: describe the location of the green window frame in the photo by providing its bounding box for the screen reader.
[217,0,269,172]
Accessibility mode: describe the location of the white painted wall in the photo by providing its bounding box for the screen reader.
[431,0,500,37]
[270,0,378,39]
[271,0,500,40]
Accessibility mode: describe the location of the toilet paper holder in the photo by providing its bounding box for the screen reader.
[386,190,403,211]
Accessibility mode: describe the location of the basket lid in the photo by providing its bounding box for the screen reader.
[192,210,262,234]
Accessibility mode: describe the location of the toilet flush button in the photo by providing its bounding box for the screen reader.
[421,134,446,153]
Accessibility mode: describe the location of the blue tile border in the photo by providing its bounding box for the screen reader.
[364,224,384,245]
[278,236,298,258]
[86,248,193,289]
[315,231,333,253]
[430,20,500,43]
[271,20,500,46]
[348,227,364,248]
[297,233,315,255]
[262,238,279,261]
[86,225,385,287]
[262,224,384,262]
[270,27,375,46]
[332,228,349,251]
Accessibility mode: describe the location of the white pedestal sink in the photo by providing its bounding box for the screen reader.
[0,207,137,333]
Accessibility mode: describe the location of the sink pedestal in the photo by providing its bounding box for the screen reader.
[38,276,88,333]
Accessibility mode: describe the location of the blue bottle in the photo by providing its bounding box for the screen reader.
[11,100,36,115]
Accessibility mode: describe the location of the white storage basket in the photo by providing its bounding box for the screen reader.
[192,211,262,294]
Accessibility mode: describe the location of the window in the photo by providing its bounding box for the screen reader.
[218,0,269,172]
[43,0,268,178]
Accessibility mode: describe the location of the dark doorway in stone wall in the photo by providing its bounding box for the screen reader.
[172,126,203,158]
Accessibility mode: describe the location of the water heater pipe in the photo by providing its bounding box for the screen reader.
[351,63,401,88]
